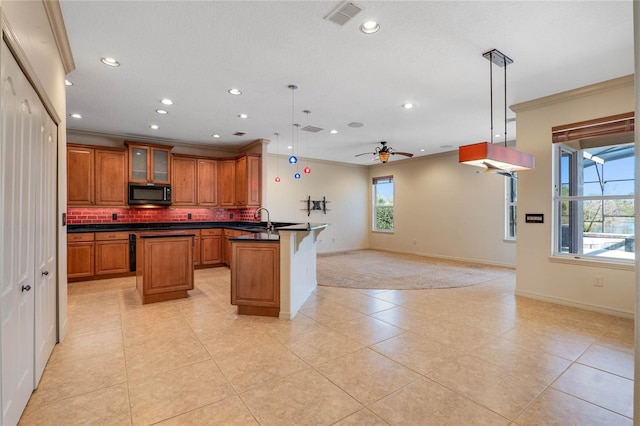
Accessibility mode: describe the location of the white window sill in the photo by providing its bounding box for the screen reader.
[372,230,394,234]
[548,255,635,271]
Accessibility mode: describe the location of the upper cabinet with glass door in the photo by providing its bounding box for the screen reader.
[125,142,172,184]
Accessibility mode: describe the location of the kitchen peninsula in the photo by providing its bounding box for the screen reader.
[230,223,328,320]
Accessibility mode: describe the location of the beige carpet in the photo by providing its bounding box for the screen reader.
[317,250,513,290]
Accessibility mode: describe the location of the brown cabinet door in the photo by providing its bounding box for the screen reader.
[197,159,218,206]
[95,240,129,275]
[95,149,127,206]
[202,235,223,265]
[171,156,197,205]
[230,242,280,308]
[235,155,247,206]
[128,145,150,183]
[193,234,201,266]
[246,155,261,207]
[151,148,171,184]
[67,146,94,206]
[218,159,236,206]
[67,242,94,278]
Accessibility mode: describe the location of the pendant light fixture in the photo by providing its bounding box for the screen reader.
[287,85,298,165]
[293,123,301,179]
[303,110,312,174]
[459,49,534,174]
[274,132,281,183]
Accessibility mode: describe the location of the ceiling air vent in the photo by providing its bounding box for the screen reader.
[325,2,362,26]
[301,125,323,133]
[233,131,246,136]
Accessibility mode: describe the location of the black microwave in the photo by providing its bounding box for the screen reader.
[128,183,172,206]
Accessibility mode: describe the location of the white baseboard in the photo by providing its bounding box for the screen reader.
[371,247,516,269]
[514,289,634,319]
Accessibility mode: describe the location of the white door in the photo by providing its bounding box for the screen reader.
[1,40,37,426]
[33,99,57,386]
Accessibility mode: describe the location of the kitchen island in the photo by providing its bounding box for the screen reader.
[136,231,195,304]
[230,223,328,320]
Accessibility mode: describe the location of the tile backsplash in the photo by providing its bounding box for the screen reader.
[66,207,259,224]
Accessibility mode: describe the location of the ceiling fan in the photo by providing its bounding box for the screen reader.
[355,141,414,163]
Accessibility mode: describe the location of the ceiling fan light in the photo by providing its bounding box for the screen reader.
[379,151,390,163]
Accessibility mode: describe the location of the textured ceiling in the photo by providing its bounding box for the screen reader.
[60,1,634,165]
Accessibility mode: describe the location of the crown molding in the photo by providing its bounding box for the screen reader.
[42,0,75,74]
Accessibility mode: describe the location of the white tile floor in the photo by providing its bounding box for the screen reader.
[19,267,633,425]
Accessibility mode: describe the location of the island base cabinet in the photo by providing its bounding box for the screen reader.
[136,234,194,304]
[231,241,280,317]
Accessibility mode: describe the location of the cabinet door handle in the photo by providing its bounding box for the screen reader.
[42,270,49,276]
[21,285,32,292]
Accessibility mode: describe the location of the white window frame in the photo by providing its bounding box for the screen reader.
[552,142,635,263]
[372,176,394,233]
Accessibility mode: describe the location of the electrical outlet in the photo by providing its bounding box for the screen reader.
[594,276,604,287]
[187,213,192,219]
[229,213,234,219]
[112,213,117,220]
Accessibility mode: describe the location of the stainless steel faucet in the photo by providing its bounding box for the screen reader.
[254,207,274,232]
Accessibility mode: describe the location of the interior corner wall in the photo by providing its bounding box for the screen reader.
[368,152,516,267]
[264,155,369,254]
[2,1,69,337]
[514,76,636,317]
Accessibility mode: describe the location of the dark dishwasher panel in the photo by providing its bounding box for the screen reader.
[129,234,136,272]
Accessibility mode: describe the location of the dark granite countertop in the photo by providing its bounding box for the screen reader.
[67,221,296,234]
[276,223,329,231]
[230,232,280,242]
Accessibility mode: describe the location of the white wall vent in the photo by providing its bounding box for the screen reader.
[325,2,362,26]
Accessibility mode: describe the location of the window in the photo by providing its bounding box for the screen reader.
[554,142,634,261]
[505,176,517,240]
[373,176,394,232]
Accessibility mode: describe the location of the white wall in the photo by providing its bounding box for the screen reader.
[368,151,517,267]
[513,75,635,317]
[264,155,369,254]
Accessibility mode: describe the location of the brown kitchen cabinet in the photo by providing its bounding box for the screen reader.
[95,232,130,275]
[201,229,223,265]
[235,154,261,207]
[136,233,194,304]
[67,144,127,207]
[197,158,218,206]
[67,145,94,206]
[95,149,128,206]
[67,233,95,279]
[171,155,197,205]
[218,159,236,207]
[230,240,280,317]
[192,230,201,266]
[126,142,172,184]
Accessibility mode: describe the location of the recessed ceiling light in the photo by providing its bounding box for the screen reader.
[360,21,380,34]
[69,113,82,119]
[150,124,159,130]
[212,134,221,138]
[420,149,426,152]
[348,122,364,128]
[440,144,453,149]
[100,57,120,67]
[287,145,293,150]
[330,129,338,134]
[65,79,73,86]
[155,109,168,114]
[238,114,248,119]
[402,103,414,109]
[160,98,173,105]
[228,88,242,95]
[495,133,502,138]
